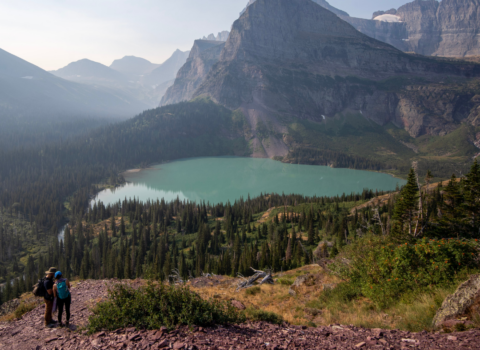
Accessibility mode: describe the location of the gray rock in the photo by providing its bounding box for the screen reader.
[347,0,480,58]
[160,40,225,106]
[432,274,480,328]
[192,0,480,144]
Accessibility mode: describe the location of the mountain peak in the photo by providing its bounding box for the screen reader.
[221,0,396,70]
[110,56,160,77]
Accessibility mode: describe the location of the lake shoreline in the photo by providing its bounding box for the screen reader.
[91,157,406,208]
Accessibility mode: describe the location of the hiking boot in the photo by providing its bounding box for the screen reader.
[59,322,64,328]
[46,323,55,329]
[65,321,69,328]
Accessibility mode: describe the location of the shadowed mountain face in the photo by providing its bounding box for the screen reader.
[0,48,150,120]
[241,0,348,17]
[194,0,478,108]
[160,41,225,106]
[155,0,480,159]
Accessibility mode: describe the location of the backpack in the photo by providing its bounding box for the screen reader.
[56,279,70,300]
[33,278,47,297]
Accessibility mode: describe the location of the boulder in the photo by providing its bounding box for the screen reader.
[288,273,316,296]
[231,300,246,310]
[432,274,480,328]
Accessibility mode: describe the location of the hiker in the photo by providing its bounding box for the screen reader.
[53,271,71,327]
[44,267,57,328]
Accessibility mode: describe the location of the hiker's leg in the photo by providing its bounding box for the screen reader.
[57,298,64,324]
[65,295,71,323]
[44,300,53,326]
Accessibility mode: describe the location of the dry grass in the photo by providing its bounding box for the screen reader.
[0,291,43,322]
[189,265,339,326]
[189,265,477,332]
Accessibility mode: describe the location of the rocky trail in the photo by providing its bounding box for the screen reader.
[0,279,479,349]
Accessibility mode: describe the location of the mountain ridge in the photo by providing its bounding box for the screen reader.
[0,48,150,120]
[161,0,480,166]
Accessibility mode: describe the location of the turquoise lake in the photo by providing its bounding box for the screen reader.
[92,157,406,206]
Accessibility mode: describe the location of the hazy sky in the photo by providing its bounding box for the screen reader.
[0,0,411,71]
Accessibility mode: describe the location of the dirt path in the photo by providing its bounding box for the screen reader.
[1,279,479,349]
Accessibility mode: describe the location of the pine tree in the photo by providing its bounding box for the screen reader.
[307,221,314,245]
[285,237,292,262]
[462,160,480,236]
[391,168,419,241]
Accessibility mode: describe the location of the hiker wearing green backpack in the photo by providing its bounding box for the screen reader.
[53,271,71,327]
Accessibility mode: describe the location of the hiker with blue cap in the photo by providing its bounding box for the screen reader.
[53,271,72,328]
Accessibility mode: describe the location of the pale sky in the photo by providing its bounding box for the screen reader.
[0,0,411,71]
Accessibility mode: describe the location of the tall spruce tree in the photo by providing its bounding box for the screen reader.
[391,168,419,241]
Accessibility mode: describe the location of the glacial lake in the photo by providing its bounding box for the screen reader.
[91,157,405,206]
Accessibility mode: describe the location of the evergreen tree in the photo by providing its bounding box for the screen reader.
[462,160,480,237]
[391,168,419,241]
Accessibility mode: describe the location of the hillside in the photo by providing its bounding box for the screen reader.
[160,0,480,176]
[51,59,128,84]
[0,48,150,120]
[2,279,477,350]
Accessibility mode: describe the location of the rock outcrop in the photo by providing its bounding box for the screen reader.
[349,0,480,58]
[1,279,480,349]
[160,40,225,106]
[191,0,480,142]
[202,31,230,42]
[340,16,408,52]
[432,274,480,328]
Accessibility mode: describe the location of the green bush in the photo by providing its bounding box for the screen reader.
[14,301,37,319]
[245,307,283,324]
[245,286,262,296]
[277,278,293,286]
[87,283,245,333]
[331,235,479,308]
[316,282,359,308]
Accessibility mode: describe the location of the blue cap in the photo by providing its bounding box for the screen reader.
[54,271,62,278]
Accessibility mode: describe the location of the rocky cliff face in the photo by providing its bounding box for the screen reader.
[340,16,408,52]
[160,40,225,106]
[192,0,480,142]
[355,0,480,57]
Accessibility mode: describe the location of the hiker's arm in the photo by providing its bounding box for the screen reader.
[66,280,71,289]
[53,285,57,298]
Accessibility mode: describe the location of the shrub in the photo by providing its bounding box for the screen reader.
[245,286,261,296]
[277,278,293,286]
[14,301,37,319]
[331,235,479,308]
[87,283,245,333]
[245,307,283,324]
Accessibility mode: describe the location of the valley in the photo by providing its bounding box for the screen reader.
[1,0,480,347]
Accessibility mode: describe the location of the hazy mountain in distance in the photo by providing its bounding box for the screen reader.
[202,31,230,41]
[51,59,128,86]
[110,56,160,81]
[142,49,190,88]
[0,48,150,120]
